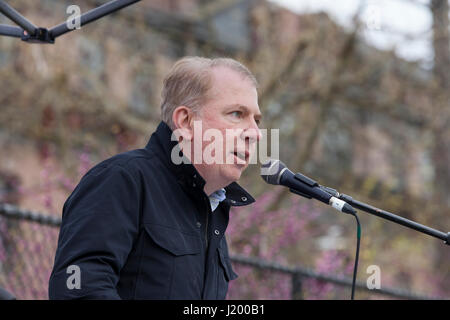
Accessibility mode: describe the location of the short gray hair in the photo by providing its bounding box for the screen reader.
[160,56,258,130]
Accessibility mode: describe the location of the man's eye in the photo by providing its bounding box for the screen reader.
[230,111,242,118]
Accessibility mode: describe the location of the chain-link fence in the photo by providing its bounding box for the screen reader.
[0,204,60,299]
[0,202,443,300]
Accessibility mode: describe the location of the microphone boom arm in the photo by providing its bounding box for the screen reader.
[338,193,450,246]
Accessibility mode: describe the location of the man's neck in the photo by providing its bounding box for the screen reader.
[179,140,226,196]
[203,183,223,197]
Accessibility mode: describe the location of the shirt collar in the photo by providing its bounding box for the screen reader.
[208,188,226,212]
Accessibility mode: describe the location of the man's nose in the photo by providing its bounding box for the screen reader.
[242,121,262,143]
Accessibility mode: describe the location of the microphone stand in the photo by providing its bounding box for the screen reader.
[337,193,450,246]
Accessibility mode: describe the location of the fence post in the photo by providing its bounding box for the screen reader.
[291,272,303,300]
[0,287,16,300]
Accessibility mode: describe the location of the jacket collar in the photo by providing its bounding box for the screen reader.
[145,121,255,207]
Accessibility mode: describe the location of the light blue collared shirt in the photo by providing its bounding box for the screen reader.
[208,188,226,212]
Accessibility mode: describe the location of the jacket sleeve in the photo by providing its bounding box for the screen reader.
[48,163,140,300]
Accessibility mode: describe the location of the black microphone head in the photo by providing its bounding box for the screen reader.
[260,159,287,185]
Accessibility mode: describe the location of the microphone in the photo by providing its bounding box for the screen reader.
[261,159,356,215]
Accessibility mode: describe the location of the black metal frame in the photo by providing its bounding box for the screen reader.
[0,0,141,44]
[320,184,449,245]
[337,193,450,246]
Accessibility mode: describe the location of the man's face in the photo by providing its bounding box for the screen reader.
[191,67,262,193]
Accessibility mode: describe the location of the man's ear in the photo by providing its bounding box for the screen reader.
[172,106,194,141]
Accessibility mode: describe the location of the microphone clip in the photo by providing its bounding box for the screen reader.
[288,173,319,200]
[293,172,318,187]
[289,188,312,199]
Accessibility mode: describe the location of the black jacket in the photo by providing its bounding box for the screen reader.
[48,121,254,300]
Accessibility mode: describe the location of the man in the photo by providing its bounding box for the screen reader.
[48,56,262,299]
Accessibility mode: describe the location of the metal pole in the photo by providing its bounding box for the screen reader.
[291,273,304,300]
[339,194,450,245]
[0,24,22,38]
[0,1,37,35]
[49,0,141,39]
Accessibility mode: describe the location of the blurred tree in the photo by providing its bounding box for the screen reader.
[430,0,450,207]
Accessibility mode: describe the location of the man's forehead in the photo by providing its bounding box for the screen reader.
[210,66,256,90]
[202,67,259,117]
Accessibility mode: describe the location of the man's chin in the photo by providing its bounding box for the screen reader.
[221,164,245,183]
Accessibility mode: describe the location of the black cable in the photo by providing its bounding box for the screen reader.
[349,212,361,300]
